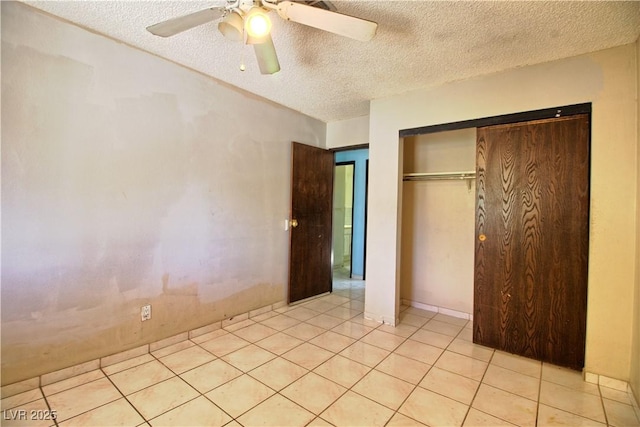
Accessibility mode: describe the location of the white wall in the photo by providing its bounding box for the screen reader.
[366,44,638,381]
[326,115,370,148]
[400,129,476,314]
[1,2,326,384]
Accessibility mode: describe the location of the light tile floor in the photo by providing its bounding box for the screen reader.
[2,277,640,427]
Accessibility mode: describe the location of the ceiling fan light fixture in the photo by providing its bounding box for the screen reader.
[218,11,244,41]
[147,1,378,74]
[245,8,271,41]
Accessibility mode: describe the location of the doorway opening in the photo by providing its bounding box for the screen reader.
[333,162,355,278]
[332,148,369,283]
[287,143,368,305]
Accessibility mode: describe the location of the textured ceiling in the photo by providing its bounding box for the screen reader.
[20,1,640,122]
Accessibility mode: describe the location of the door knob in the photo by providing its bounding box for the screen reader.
[290,219,298,228]
[478,234,486,241]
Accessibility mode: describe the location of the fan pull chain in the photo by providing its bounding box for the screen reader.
[239,25,247,71]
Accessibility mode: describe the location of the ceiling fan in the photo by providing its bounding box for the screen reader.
[146,0,378,75]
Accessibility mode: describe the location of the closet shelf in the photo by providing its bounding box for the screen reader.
[402,171,476,182]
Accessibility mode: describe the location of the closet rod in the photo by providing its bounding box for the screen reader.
[402,171,476,182]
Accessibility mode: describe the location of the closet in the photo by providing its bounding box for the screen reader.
[400,128,476,315]
[399,105,590,370]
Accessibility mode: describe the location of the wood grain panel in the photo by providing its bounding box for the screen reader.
[474,115,589,370]
[289,142,334,303]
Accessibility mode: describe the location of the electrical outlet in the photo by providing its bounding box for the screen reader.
[141,304,151,321]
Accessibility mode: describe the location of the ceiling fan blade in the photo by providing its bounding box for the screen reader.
[276,1,377,41]
[253,34,281,74]
[147,8,225,37]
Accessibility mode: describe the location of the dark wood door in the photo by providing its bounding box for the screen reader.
[289,142,334,303]
[474,114,590,370]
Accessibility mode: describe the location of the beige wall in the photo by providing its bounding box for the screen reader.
[400,129,476,314]
[631,38,640,405]
[0,2,326,385]
[366,43,638,381]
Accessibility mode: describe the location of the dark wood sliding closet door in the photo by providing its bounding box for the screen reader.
[474,114,590,370]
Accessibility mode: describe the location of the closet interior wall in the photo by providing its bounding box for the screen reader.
[400,128,476,315]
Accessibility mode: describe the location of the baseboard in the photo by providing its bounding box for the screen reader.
[401,299,472,321]
[363,311,396,326]
[584,371,640,410]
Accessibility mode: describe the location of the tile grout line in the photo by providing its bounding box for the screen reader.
[191,291,361,424]
[598,383,611,427]
[375,312,492,425]
[338,312,465,425]
[342,311,466,425]
[535,362,543,426]
[100,365,153,425]
[252,287,380,424]
[452,319,480,427]
[145,341,235,424]
[444,322,545,427]
[382,313,449,423]
[118,343,230,423]
[40,384,60,427]
[107,345,240,425]
[460,350,523,427]
[226,287,365,425]
[540,376,614,424]
[44,368,137,426]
